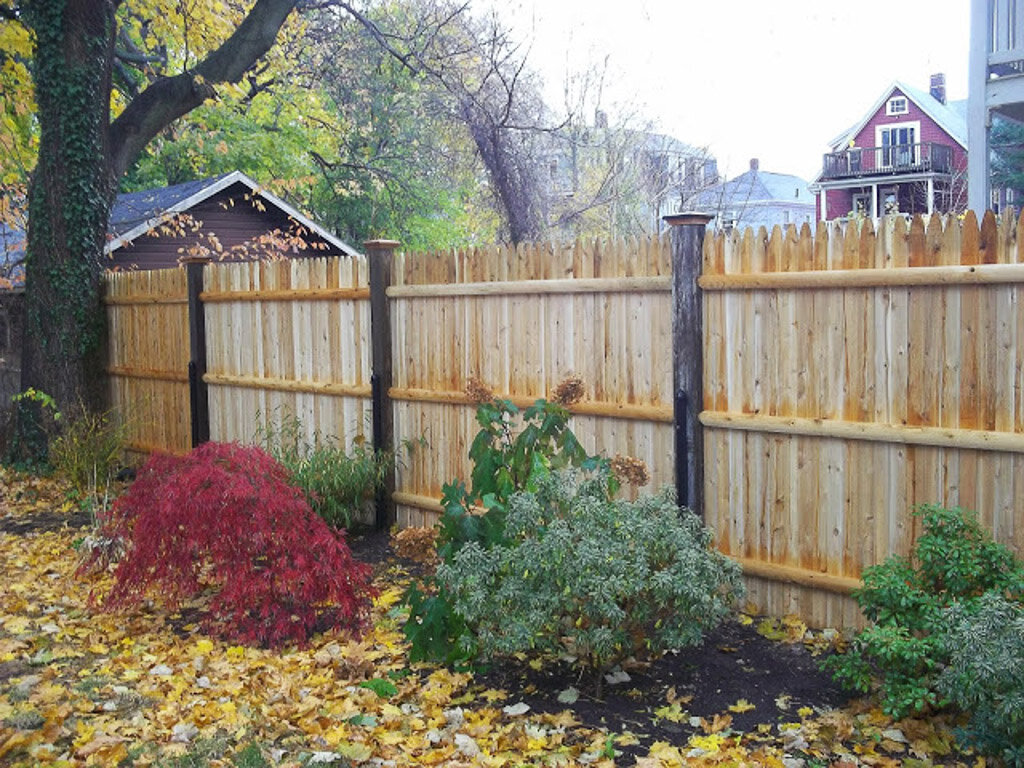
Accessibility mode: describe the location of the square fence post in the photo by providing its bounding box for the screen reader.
[365,239,399,529]
[185,257,210,448]
[663,213,713,516]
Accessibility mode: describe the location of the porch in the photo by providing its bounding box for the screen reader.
[821,142,955,181]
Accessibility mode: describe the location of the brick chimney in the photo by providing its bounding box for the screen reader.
[749,158,759,172]
[930,73,946,105]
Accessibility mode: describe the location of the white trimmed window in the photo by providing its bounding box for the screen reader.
[875,121,920,167]
[886,96,909,115]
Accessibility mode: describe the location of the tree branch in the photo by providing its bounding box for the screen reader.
[107,0,298,178]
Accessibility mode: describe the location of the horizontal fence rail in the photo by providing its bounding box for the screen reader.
[702,211,1024,627]
[103,211,1024,629]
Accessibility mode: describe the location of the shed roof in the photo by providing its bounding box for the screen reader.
[107,170,359,256]
[1,172,359,286]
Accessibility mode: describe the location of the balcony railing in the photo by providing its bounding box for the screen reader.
[821,143,955,180]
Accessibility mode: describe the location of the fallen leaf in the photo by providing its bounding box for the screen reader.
[557,686,579,704]
[728,698,756,713]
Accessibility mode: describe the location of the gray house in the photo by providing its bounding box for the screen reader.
[968,0,1024,211]
[688,159,815,231]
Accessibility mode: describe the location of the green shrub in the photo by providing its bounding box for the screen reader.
[257,410,394,529]
[938,591,1024,766]
[436,381,612,561]
[404,379,615,665]
[825,504,1024,718]
[437,470,744,676]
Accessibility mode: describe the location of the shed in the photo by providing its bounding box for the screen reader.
[106,170,359,269]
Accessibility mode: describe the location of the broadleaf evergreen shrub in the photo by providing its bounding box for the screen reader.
[825,504,1024,718]
[405,377,618,665]
[89,442,373,647]
[938,592,1024,766]
[438,470,744,674]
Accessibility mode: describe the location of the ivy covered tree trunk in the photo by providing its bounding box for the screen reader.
[16,0,117,457]
[13,0,298,459]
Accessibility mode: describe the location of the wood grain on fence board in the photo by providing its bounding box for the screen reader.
[105,216,1024,629]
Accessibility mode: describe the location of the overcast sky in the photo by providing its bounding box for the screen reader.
[493,0,971,181]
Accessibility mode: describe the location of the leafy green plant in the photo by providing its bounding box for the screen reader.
[824,504,1024,718]
[4,388,61,469]
[436,377,612,561]
[256,409,396,529]
[438,470,743,680]
[405,377,615,665]
[938,591,1024,766]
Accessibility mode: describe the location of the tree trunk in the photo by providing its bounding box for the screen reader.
[14,0,298,459]
[17,0,117,458]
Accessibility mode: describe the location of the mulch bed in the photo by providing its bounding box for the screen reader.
[347,527,852,760]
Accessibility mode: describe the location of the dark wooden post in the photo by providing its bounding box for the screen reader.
[185,257,210,448]
[365,239,399,529]
[663,213,713,516]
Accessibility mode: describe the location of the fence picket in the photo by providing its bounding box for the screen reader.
[104,216,1024,628]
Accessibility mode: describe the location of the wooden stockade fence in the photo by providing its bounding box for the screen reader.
[388,237,675,526]
[106,268,190,455]
[702,211,1024,626]
[103,211,1024,628]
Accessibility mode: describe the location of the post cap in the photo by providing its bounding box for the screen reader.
[363,239,401,250]
[663,212,714,227]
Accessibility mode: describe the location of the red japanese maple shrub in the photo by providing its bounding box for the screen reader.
[96,442,373,647]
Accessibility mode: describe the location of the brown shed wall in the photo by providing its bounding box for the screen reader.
[106,188,345,271]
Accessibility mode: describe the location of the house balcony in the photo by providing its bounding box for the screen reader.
[820,142,955,181]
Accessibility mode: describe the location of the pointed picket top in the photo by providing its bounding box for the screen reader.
[858,217,877,268]
[979,209,999,264]
[826,218,844,269]
[765,224,783,272]
[923,213,943,267]
[796,222,813,271]
[736,226,753,275]
[908,215,927,267]
[812,220,829,269]
[961,210,980,265]
[997,207,1016,263]
[841,218,860,269]
[892,215,910,268]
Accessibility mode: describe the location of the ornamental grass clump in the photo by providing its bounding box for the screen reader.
[256,409,394,530]
[438,470,744,678]
[88,442,373,648]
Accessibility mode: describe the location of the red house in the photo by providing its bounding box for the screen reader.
[813,75,967,220]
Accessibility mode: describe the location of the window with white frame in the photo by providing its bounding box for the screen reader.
[852,191,871,216]
[875,121,920,168]
[886,97,909,115]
